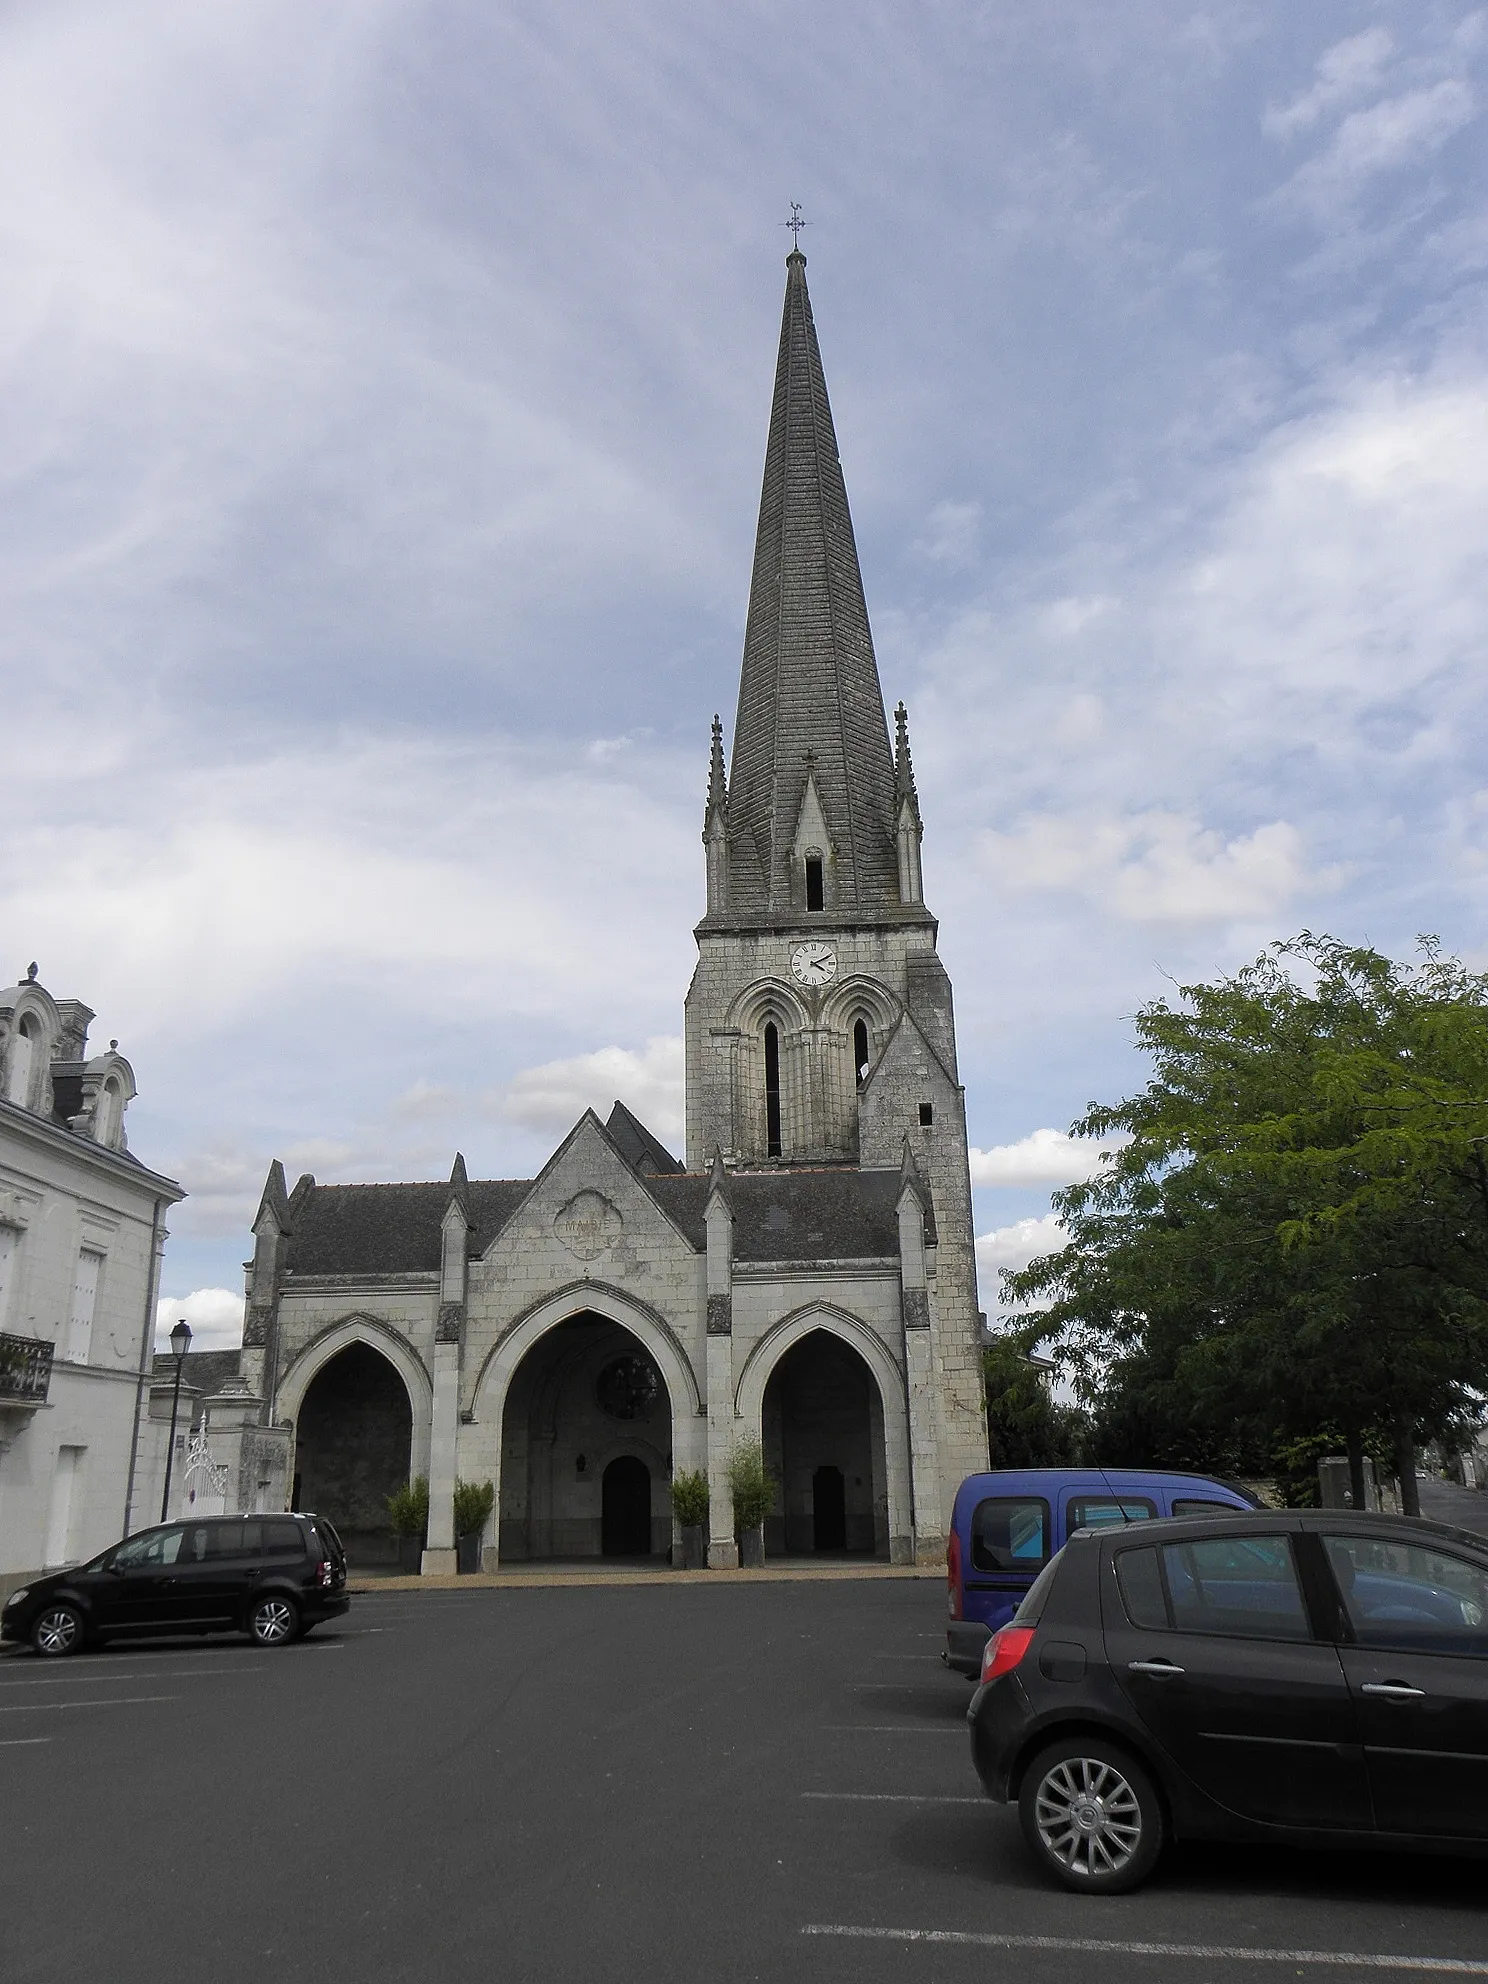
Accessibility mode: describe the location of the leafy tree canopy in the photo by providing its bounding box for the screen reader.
[1004,936,1488,1511]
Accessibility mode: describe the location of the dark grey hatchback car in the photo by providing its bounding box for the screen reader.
[1,1513,349,1656]
[968,1507,1488,1892]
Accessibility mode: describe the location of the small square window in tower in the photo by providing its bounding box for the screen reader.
[919,1102,934,1127]
[804,856,825,912]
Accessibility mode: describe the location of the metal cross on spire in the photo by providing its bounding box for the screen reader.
[782,201,809,250]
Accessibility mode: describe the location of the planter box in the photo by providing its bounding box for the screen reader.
[397,1535,424,1574]
[739,1525,765,1569]
[680,1524,707,1571]
[456,1533,482,1575]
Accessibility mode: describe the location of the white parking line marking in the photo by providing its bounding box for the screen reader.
[0,1737,53,1746]
[0,1668,262,1689]
[801,1928,1488,1973]
[821,1725,966,1734]
[801,1792,984,1805]
[0,1695,177,1713]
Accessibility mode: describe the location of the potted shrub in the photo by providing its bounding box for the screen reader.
[387,1475,429,1573]
[727,1438,776,1569]
[670,1469,710,1570]
[453,1478,495,1574]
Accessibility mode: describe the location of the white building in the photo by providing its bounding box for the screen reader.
[0,967,183,1597]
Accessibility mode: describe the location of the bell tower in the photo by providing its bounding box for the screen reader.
[684,248,967,1185]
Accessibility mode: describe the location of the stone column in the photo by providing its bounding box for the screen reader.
[704,1153,739,1569]
[423,1171,469,1576]
[422,1341,460,1574]
[898,1152,943,1564]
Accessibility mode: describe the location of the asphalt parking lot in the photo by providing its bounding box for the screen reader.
[3,1577,1486,1984]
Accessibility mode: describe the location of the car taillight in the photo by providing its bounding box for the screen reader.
[946,1530,962,1620]
[318,1560,334,1587]
[980,1625,1035,1684]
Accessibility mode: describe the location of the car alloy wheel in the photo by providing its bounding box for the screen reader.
[1019,1739,1163,1894]
[249,1597,298,1646]
[32,1605,84,1657]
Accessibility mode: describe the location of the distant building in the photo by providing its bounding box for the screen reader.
[198,250,991,1571]
[0,968,183,1595]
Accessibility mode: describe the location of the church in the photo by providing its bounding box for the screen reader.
[227,248,991,1572]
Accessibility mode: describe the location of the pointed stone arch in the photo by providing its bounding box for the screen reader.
[465,1282,704,1565]
[277,1314,434,1483]
[734,1302,912,1555]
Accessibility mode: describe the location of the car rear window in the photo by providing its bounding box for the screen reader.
[1012,1552,1065,1627]
[971,1497,1050,1572]
[1116,1534,1311,1641]
[1068,1496,1156,1531]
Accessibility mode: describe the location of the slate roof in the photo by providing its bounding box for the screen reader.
[150,1347,244,1392]
[269,1162,922,1277]
[724,251,903,915]
[651,1168,927,1261]
[282,1180,532,1276]
[604,1100,683,1175]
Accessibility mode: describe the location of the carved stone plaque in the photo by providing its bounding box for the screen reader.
[554,1190,622,1261]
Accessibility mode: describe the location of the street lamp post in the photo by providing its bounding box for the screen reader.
[160,1318,192,1522]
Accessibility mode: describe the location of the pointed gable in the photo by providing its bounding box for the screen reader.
[724,251,902,915]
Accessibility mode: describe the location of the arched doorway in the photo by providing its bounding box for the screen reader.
[602,1456,652,1556]
[761,1331,887,1557]
[292,1342,412,1567]
[499,1313,670,1561]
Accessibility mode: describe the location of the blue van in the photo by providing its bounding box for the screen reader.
[944,1467,1258,1674]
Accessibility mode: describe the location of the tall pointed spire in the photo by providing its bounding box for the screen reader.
[722,251,902,915]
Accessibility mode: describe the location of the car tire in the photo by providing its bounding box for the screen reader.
[1018,1737,1164,1894]
[31,1604,86,1658]
[247,1595,300,1647]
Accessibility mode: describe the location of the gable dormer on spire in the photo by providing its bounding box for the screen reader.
[719,249,908,920]
[789,764,835,912]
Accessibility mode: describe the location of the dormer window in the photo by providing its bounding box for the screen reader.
[804,855,824,912]
[5,1018,38,1108]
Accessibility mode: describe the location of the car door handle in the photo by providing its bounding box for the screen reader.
[1361,1681,1425,1699]
[1128,1658,1185,1677]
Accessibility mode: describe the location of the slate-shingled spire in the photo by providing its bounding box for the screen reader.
[723,250,902,914]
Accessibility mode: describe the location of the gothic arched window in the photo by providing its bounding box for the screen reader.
[854,1018,870,1088]
[764,1023,782,1158]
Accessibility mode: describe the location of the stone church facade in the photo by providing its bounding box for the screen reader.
[224,250,990,1572]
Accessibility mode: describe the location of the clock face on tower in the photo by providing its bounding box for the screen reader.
[789,941,839,987]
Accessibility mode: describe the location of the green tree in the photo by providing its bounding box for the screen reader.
[1005,936,1488,1513]
[983,1334,1087,1467]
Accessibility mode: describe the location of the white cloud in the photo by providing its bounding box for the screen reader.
[978,811,1324,924]
[1285,79,1476,212]
[486,1036,685,1143]
[154,1286,245,1353]
[914,500,982,568]
[976,1214,1065,1279]
[1264,28,1395,139]
[970,1127,1124,1188]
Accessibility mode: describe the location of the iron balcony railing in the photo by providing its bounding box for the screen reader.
[0,1332,53,1407]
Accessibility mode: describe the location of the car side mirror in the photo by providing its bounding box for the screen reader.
[104,1561,125,1576]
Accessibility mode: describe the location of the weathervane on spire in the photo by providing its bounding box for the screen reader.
[782,201,809,250]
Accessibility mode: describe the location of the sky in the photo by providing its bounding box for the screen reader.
[2,1,1486,1352]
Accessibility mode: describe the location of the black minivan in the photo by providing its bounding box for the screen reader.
[1,1513,349,1655]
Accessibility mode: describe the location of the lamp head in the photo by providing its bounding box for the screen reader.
[169,1319,192,1360]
